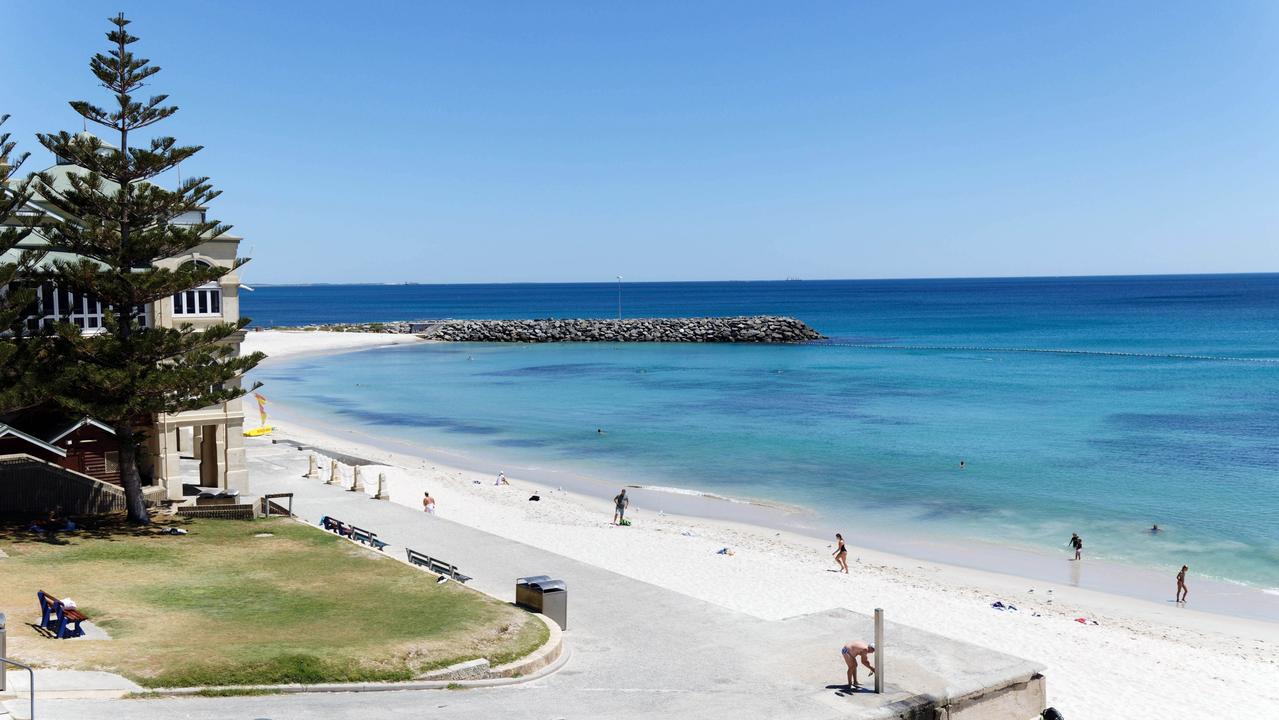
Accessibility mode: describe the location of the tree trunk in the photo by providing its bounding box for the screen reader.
[115,423,151,524]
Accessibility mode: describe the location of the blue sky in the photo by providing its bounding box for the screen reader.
[4,1,1277,283]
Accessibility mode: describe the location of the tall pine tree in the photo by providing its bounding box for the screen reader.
[26,14,264,523]
[0,114,47,411]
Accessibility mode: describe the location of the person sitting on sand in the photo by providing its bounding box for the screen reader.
[613,488,629,524]
[422,492,436,514]
[1176,565,1189,603]
[833,533,849,573]
[496,471,509,486]
[840,640,876,687]
[1068,533,1083,560]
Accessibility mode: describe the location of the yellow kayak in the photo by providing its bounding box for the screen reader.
[243,426,274,437]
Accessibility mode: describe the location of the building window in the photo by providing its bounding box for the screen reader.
[172,260,224,318]
[17,281,148,333]
[104,451,120,474]
[173,284,222,316]
[172,210,207,225]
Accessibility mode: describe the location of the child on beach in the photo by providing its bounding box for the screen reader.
[1068,533,1083,560]
[833,533,849,573]
[1176,565,1189,603]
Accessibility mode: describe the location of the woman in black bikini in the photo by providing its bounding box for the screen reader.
[833,533,849,573]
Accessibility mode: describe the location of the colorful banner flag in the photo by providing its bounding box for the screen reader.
[254,392,268,427]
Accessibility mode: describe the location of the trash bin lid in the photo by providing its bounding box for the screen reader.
[517,575,553,587]
[530,579,567,592]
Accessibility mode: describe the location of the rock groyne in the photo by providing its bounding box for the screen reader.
[290,316,825,343]
[429,316,824,343]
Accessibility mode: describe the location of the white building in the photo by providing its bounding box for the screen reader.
[1,132,250,502]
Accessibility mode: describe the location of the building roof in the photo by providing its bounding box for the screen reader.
[0,422,68,458]
[46,417,117,444]
[0,411,117,454]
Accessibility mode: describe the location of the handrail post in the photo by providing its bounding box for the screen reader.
[0,620,36,720]
[874,608,884,694]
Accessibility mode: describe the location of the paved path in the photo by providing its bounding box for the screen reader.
[28,440,1039,720]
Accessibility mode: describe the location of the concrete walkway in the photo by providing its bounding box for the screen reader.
[27,440,1042,719]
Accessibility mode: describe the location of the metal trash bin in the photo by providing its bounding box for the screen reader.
[516,575,568,630]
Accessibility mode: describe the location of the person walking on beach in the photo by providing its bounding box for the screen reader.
[422,491,436,515]
[613,488,629,524]
[1068,533,1083,560]
[840,640,876,688]
[833,533,849,573]
[1176,565,1189,603]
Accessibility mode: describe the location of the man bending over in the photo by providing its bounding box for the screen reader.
[841,640,876,688]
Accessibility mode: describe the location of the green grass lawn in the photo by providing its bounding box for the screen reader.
[0,517,547,687]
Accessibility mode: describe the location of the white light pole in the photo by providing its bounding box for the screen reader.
[616,275,623,320]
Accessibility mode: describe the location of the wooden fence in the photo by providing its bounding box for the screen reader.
[0,453,130,515]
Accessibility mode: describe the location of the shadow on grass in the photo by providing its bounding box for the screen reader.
[0,513,197,547]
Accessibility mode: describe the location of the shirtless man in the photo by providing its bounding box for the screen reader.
[840,640,876,687]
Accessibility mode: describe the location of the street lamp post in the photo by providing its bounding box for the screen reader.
[616,275,623,320]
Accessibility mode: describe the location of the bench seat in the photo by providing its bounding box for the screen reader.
[37,590,88,639]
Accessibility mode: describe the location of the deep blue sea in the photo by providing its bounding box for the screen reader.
[243,276,1279,591]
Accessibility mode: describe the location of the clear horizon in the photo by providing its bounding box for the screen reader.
[4,1,1277,284]
[250,270,1279,287]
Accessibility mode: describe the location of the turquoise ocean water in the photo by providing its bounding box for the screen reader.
[245,276,1279,592]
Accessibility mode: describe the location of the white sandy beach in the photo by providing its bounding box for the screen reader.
[245,330,1279,719]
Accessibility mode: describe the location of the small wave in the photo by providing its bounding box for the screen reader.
[630,484,744,502]
[1263,588,1279,597]
[819,342,1279,364]
[628,484,809,514]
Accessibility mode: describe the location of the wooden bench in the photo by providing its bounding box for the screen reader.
[406,547,472,583]
[37,590,88,639]
[349,525,388,551]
